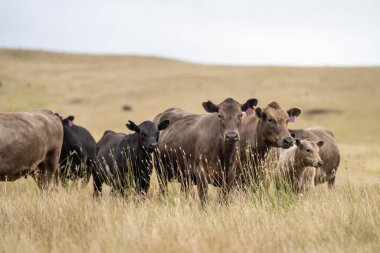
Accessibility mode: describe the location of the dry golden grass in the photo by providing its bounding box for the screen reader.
[0,178,379,253]
[0,49,379,252]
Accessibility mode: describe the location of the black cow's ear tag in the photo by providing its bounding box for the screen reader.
[289,116,296,123]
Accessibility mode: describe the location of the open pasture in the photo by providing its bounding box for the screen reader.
[0,49,379,252]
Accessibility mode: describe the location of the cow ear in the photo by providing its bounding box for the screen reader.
[126,120,140,133]
[287,107,302,117]
[241,98,258,111]
[295,139,302,147]
[317,140,324,148]
[158,120,170,131]
[255,107,266,120]
[202,100,219,113]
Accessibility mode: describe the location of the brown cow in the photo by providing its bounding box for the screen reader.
[154,98,258,205]
[0,109,63,189]
[278,139,324,192]
[289,127,340,188]
[238,102,302,185]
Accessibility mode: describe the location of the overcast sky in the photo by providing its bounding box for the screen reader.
[0,0,379,66]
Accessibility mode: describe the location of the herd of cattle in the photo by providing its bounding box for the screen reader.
[0,98,340,205]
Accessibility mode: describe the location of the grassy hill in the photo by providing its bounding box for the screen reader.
[0,49,379,252]
[1,49,379,143]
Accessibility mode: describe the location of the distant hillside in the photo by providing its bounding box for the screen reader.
[0,48,379,143]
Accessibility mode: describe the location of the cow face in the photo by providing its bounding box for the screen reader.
[126,120,170,153]
[295,139,324,168]
[255,102,301,149]
[203,98,258,143]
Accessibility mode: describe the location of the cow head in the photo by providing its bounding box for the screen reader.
[255,102,301,148]
[295,139,324,168]
[203,97,258,143]
[62,116,75,127]
[126,120,170,153]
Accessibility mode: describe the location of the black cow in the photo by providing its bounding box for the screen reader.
[93,119,169,197]
[57,115,96,185]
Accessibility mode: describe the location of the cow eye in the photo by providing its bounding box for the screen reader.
[268,118,274,123]
[218,114,222,119]
[305,149,312,153]
[238,113,243,119]
[140,133,147,138]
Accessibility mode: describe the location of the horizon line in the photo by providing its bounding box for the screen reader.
[1,47,379,68]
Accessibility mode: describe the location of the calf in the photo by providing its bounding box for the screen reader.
[0,109,63,189]
[278,139,324,192]
[154,98,258,205]
[238,102,302,185]
[289,127,340,188]
[93,120,169,197]
[57,115,96,185]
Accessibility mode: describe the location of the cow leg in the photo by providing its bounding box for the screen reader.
[179,163,192,194]
[54,166,61,187]
[61,157,75,187]
[92,171,103,197]
[70,164,80,188]
[33,163,43,186]
[139,174,152,196]
[195,167,208,207]
[155,157,169,195]
[39,150,60,190]
[83,159,94,186]
[328,176,336,188]
[218,179,232,204]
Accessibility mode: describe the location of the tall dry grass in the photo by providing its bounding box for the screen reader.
[0,176,379,253]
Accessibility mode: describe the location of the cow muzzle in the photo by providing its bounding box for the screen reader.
[225,131,240,142]
[148,143,158,152]
[281,137,294,149]
[315,160,323,168]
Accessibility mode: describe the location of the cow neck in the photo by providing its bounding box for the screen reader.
[285,147,298,181]
[256,119,271,160]
[289,154,304,183]
[220,140,239,170]
[294,150,307,175]
[138,145,151,161]
[126,133,150,160]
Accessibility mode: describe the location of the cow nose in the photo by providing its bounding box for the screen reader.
[225,132,239,142]
[317,160,323,167]
[148,143,158,151]
[282,137,294,147]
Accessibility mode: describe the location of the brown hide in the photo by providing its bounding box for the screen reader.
[0,109,63,188]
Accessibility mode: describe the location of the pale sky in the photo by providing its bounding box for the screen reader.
[0,0,379,66]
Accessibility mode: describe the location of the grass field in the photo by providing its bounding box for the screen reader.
[0,49,379,252]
